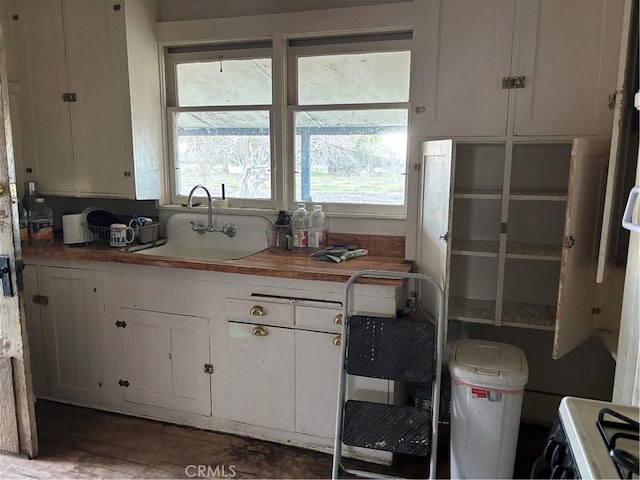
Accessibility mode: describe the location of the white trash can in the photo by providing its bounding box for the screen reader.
[449,339,529,479]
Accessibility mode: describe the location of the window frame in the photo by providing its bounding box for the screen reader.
[165,45,276,209]
[286,36,412,215]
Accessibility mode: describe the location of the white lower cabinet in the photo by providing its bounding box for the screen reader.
[228,322,295,431]
[25,260,401,459]
[23,264,100,404]
[119,308,212,416]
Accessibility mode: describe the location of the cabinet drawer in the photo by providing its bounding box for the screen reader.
[225,298,294,327]
[296,305,343,333]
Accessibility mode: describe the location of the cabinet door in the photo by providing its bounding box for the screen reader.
[63,0,131,197]
[418,0,513,136]
[513,0,624,136]
[15,0,75,194]
[22,265,47,397]
[41,266,99,403]
[121,308,212,416]
[228,322,295,431]
[553,139,610,359]
[295,330,389,439]
[416,140,454,332]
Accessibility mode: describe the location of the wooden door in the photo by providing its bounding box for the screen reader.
[63,0,131,197]
[121,308,212,416]
[417,0,513,137]
[553,139,610,359]
[513,0,624,136]
[0,19,38,455]
[416,140,454,337]
[14,0,75,194]
[41,266,100,403]
[228,322,295,431]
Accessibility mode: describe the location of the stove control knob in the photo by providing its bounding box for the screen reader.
[544,440,566,466]
[551,465,574,479]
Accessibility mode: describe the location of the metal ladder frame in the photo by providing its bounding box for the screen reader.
[331,270,445,480]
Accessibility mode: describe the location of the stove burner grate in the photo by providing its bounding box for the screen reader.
[597,408,640,479]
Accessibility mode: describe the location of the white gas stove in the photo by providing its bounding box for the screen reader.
[533,396,639,479]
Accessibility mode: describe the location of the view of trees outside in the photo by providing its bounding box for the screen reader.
[294,130,407,205]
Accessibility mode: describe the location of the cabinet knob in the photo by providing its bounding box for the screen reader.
[250,305,267,316]
[252,326,269,337]
[333,314,343,325]
[333,335,341,346]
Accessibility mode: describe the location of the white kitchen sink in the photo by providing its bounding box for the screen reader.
[133,212,271,261]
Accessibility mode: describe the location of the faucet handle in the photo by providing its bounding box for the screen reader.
[223,224,236,238]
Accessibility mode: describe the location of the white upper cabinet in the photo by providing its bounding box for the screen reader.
[13,0,163,199]
[416,0,514,137]
[412,0,625,137]
[513,0,624,136]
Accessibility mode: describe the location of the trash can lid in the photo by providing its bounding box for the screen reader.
[449,339,529,387]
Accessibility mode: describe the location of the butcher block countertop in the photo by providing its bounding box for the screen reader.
[23,241,413,287]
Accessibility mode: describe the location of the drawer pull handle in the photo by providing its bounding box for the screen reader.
[250,305,267,316]
[333,335,341,346]
[252,326,269,337]
[333,314,343,325]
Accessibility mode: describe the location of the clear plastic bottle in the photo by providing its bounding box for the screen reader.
[308,204,327,250]
[22,181,37,221]
[291,203,309,252]
[18,201,29,246]
[28,198,54,246]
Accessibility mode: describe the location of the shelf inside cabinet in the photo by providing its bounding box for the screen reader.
[454,189,503,199]
[501,302,556,330]
[449,297,495,324]
[509,190,568,201]
[505,242,562,260]
[451,239,499,257]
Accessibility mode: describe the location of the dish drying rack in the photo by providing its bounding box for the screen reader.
[81,222,166,252]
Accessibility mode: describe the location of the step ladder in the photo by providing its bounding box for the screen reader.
[332,270,445,480]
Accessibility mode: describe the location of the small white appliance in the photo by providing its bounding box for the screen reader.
[62,213,86,244]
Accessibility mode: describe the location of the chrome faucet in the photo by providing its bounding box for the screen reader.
[186,184,236,237]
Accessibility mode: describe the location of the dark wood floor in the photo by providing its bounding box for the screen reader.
[0,400,549,479]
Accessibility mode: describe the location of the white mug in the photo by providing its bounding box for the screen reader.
[110,223,135,247]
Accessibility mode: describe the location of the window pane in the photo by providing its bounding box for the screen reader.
[294,109,407,205]
[297,51,410,105]
[174,111,271,199]
[176,58,272,106]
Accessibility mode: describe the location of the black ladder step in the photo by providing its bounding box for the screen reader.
[346,315,435,382]
[342,400,432,456]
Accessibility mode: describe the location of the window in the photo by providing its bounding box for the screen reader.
[166,44,273,207]
[289,35,410,213]
[165,34,411,215]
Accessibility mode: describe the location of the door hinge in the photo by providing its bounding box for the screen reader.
[115,320,127,328]
[62,93,77,102]
[204,363,214,375]
[414,106,426,114]
[32,294,48,305]
[565,235,576,249]
[502,76,526,89]
[592,306,601,315]
[439,232,448,243]
[500,222,508,234]
[608,92,617,110]
[118,379,129,387]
